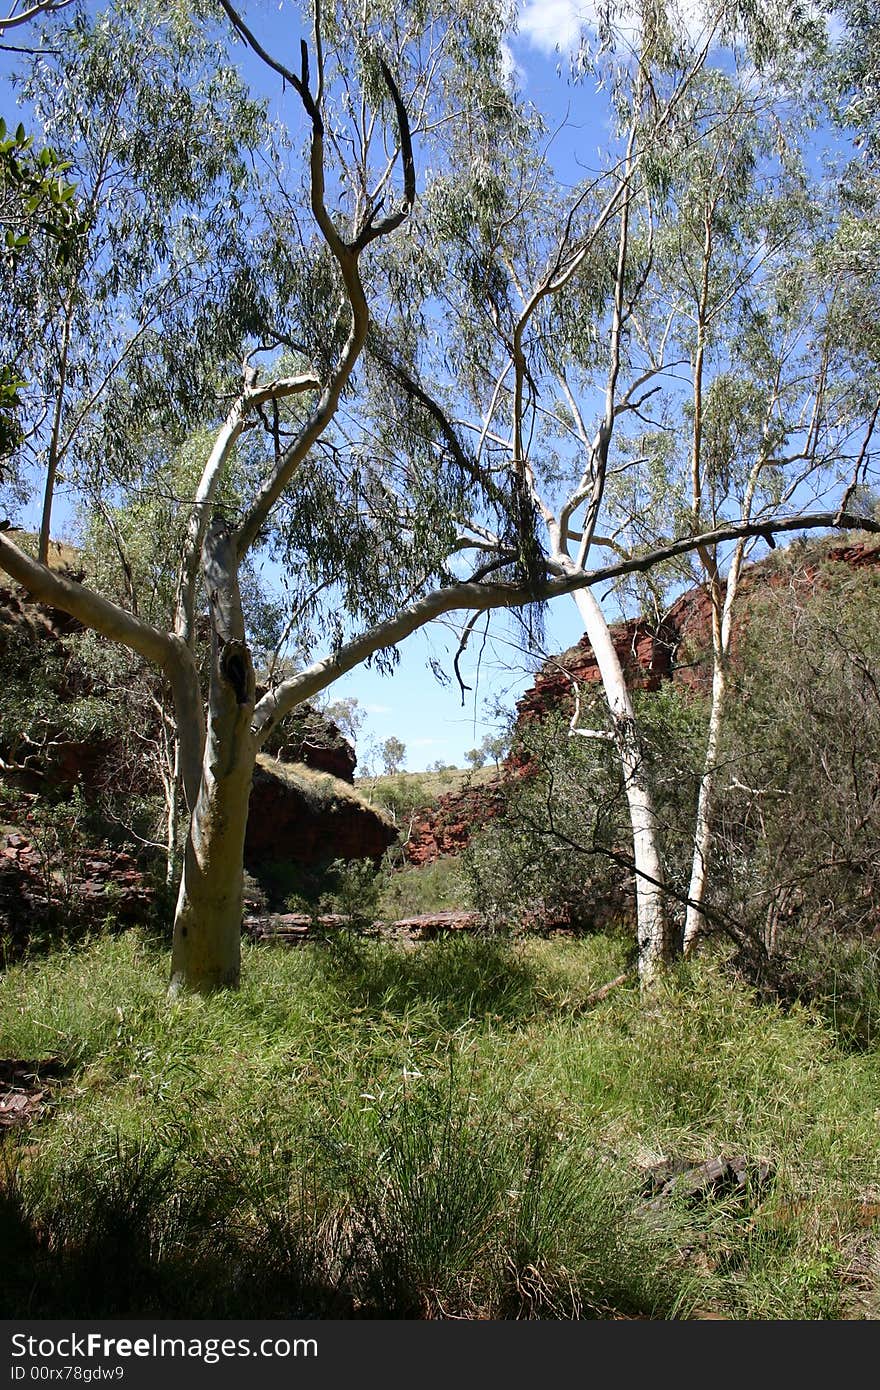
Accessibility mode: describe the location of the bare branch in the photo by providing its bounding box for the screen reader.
[0,0,73,34]
[835,395,880,525]
[227,15,417,558]
[453,609,483,705]
[218,0,319,123]
[353,59,415,251]
[175,369,320,648]
[568,677,613,741]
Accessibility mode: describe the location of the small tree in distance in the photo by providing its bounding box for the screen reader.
[380,736,406,776]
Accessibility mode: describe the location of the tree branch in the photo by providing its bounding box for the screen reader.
[0,0,73,34]
[175,369,320,647]
[251,510,879,741]
[230,13,417,558]
[353,59,415,251]
[0,531,205,808]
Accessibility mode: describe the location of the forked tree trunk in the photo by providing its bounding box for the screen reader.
[570,584,674,987]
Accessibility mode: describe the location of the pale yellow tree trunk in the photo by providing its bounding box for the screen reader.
[170,518,256,993]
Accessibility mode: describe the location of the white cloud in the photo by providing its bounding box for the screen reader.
[518,0,585,54]
[500,37,527,90]
[515,1,724,57]
[364,703,392,715]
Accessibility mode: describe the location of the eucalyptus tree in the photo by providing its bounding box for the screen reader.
[0,116,75,462]
[0,0,556,992]
[0,0,76,463]
[0,0,871,996]
[365,1,864,984]
[668,77,880,950]
[835,0,880,157]
[0,0,266,561]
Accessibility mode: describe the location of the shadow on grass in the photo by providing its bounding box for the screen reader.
[0,1096,691,1319]
[306,932,555,1026]
[0,1139,356,1318]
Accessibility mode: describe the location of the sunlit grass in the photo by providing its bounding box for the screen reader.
[1,931,878,1318]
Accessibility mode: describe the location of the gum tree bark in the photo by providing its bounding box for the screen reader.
[569,583,674,983]
[169,518,256,992]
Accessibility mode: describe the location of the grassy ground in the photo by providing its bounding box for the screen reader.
[2,929,879,1319]
[356,765,499,806]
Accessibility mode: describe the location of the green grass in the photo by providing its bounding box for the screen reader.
[2,930,879,1318]
[376,855,467,918]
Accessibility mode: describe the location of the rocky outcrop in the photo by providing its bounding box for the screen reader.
[516,539,880,724]
[514,616,678,731]
[0,583,82,648]
[245,755,397,870]
[0,579,125,791]
[403,778,510,866]
[0,824,157,959]
[261,702,358,783]
[1,581,383,873]
[244,908,480,944]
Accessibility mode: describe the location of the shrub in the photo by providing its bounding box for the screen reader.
[716,555,880,997]
[463,689,706,935]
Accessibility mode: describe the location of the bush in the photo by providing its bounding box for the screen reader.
[716,555,880,992]
[462,690,707,935]
[375,856,465,918]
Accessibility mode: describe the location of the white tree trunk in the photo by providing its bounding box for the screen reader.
[163,738,180,888]
[683,652,726,953]
[683,529,750,955]
[169,723,255,993]
[570,584,673,987]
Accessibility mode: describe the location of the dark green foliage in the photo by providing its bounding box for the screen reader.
[0,602,171,958]
[716,553,880,1025]
[376,855,465,919]
[0,604,167,824]
[0,115,76,258]
[0,117,76,464]
[463,713,633,933]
